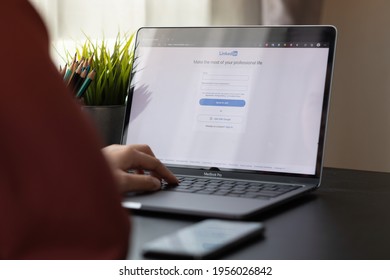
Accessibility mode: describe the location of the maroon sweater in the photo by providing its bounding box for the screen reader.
[0,0,130,259]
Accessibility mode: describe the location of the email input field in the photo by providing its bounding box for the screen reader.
[202,73,249,81]
[201,73,249,92]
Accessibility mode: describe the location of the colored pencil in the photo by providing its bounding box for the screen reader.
[76,69,96,98]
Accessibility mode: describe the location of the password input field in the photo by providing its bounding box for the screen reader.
[201,83,248,91]
[201,73,249,92]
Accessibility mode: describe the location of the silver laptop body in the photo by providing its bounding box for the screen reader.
[121,26,337,219]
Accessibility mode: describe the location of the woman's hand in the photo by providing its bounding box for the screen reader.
[102,144,179,194]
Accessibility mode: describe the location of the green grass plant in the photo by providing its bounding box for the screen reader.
[69,33,135,106]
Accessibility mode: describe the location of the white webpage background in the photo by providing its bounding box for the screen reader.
[126,47,329,175]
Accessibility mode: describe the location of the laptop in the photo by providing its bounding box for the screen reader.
[121,26,337,219]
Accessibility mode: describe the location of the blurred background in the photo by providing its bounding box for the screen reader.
[30,0,390,173]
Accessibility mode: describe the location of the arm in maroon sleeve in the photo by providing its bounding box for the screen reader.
[0,0,130,259]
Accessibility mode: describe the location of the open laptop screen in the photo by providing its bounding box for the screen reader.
[123,26,336,177]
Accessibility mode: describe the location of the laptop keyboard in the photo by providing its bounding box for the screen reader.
[162,176,301,200]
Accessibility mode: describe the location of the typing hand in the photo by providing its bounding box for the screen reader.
[102,144,179,194]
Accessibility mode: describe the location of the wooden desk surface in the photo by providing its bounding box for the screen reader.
[128,168,390,259]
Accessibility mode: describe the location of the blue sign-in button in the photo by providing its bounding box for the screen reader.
[199,99,246,107]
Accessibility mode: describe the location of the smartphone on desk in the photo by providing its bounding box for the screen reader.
[142,219,265,259]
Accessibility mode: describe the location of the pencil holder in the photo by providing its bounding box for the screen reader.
[82,105,126,146]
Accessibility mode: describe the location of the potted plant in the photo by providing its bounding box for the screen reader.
[67,33,135,145]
